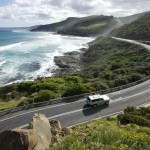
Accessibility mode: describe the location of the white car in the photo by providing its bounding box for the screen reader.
[86,94,110,107]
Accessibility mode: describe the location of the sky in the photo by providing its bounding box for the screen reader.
[0,0,150,27]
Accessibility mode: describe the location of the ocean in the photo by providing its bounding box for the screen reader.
[0,29,94,86]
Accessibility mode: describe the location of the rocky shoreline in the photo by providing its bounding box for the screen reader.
[52,48,87,76]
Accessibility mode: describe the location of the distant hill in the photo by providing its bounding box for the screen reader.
[31,17,80,32]
[31,15,119,36]
[31,12,148,37]
[57,15,118,36]
[110,12,150,40]
[117,12,147,25]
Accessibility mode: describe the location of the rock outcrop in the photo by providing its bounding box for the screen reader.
[53,51,82,75]
[0,113,71,150]
[28,113,51,150]
[0,113,50,150]
[0,129,38,150]
[50,120,72,144]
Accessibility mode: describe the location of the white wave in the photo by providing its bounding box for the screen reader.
[0,42,24,51]
[0,32,94,86]
[12,29,29,33]
[0,60,7,66]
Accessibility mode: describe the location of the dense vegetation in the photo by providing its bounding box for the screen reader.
[50,106,150,150]
[118,106,150,127]
[79,37,150,90]
[0,76,93,110]
[110,12,150,40]
[0,37,150,110]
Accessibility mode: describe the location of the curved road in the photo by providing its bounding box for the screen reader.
[0,38,150,131]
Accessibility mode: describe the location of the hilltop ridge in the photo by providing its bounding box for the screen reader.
[110,12,150,40]
[31,12,148,37]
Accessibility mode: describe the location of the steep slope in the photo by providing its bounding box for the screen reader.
[31,17,80,32]
[117,11,147,25]
[58,15,117,36]
[50,107,150,150]
[31,15,118,36]
[110,12,150,40]
[31,12,147,37]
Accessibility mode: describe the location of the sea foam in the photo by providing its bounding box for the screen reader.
[0,32,94,86]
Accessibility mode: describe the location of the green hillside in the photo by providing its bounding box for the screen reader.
[79,37,150,90]
[110,12,150,40]
[31,12,148,37]
[31,15,118,36]
[58,15,117,36]
[50,106,150,150]
[31,17,80,32]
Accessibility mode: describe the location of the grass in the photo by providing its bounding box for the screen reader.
[79,23,106,30]
[0,100,21,111]
[50,119,150,150]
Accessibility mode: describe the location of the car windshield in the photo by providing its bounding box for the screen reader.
[87,97,91,101]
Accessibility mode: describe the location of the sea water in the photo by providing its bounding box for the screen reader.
[0,29,94,86]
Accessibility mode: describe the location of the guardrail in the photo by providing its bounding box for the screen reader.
[0,75,150,117]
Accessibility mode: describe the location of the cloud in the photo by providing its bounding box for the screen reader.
[0,0,150,27]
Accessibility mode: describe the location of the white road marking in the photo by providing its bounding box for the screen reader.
[1,88,150,123]
[19,101,150,129]
[68,101,150,128]
[0,99,85,122]
[108,79,150,96]
[19,107,90,129]
[111,89,150,103]
[68,111,123,128]
[48,107,90,120]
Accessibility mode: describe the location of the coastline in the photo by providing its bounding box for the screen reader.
[0,32,94,87]
[52,48,87,76]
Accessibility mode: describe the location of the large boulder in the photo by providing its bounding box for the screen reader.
[0,113,71,149]
[0,113,51,150]
[0,129,38,150]
[28,113,51,150]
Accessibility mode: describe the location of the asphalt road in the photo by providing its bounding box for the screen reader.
[0,78,150,131]
[0,37,150,131]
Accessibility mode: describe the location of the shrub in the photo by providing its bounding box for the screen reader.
[17,81,33,93]
[17,98,33,106]
[64,76,83,83]
[113,77,129,87]
[62,83,92,97]
[130,73,145,82]
[117,113,150,127]
[34,90,57,103]
[92,81,109,91]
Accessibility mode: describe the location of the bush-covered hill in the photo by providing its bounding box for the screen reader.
[110,12,150,40]
[58,15,117,36]
[31,15,118,36]
[50,106,150,150]
[79,37,150,90]
[31,17,80,32]
[31,12,148,37]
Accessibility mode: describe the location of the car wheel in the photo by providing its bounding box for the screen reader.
[93,104,97,108]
